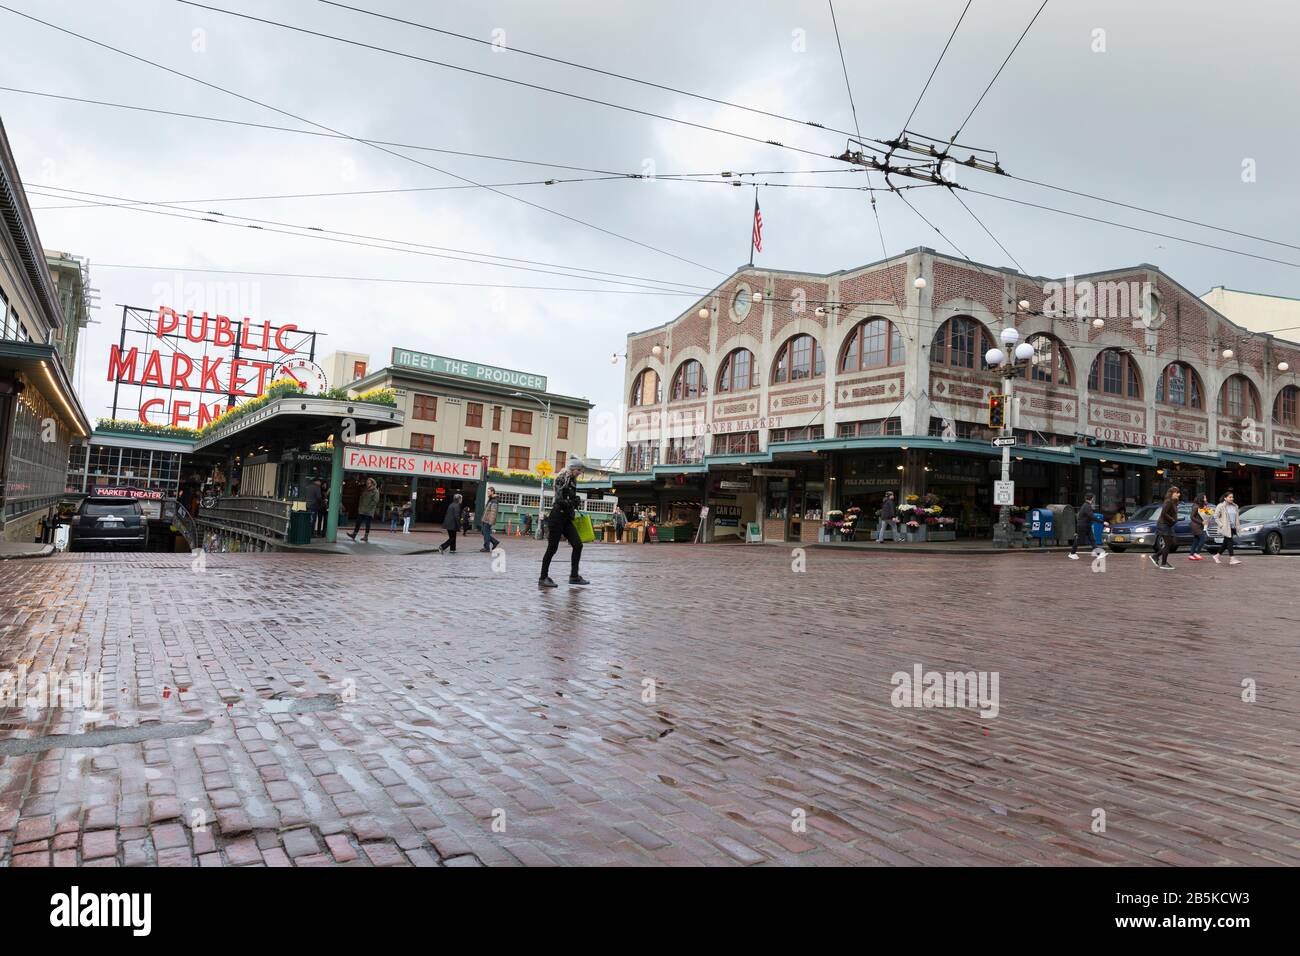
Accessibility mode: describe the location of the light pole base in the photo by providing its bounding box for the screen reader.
[991,507,1015,549]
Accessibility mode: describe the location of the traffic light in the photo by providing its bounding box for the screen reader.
[988,394,1007,428]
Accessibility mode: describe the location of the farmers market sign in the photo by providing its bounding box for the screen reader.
[391,347,547,392]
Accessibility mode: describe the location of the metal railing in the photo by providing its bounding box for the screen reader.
[194,496,292,550]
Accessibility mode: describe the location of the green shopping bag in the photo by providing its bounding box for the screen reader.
[573,512,595,543]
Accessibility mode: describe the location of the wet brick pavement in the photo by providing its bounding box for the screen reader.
[1,540,1297,866]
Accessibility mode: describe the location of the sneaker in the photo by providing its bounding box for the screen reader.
[1158,563,1174,570]
[538,577,557,589]
[346,531,357,541]
[1212,554,1221,564]
[1148,554,1160,568]
[479,548,491,553]
[1229,558,1243,566]
[1068,553,1079,560]
[568,575,590,585]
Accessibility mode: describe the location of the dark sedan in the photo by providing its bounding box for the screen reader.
[1218,503,1300,555]
[70,497,149,551]
[1104,502,1218,553]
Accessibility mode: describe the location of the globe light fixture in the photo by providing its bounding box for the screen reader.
[1000,326,1020,345]
[1280,361,1291,372]
[814,306,826,316]
[1014,342,1035,362]
[1092,317,1105,329]
[914,277,927,289]
[1222,348,1234,359]
[697,308,710,319]
[1018,299,1031,311]
[610,352,620,364]
[985,347,1007,367]
[651,344,663,357]
[752,291,763,303]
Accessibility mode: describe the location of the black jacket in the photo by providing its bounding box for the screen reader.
[881,497,896,521]
[1189,505,1206,534]
[550,471,581,523]
[1158,498,1179,530]
[443,501,461,532]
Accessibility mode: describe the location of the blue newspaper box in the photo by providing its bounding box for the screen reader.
[1028,508,1054,544]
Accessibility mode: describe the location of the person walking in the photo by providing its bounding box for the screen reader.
[1187,493,1210,561]
[1069,493,1099,559]
[877,492,898,543]
[521,512,533,537]
[306,477,325,537]
[400,501,412,534]
[1212,491,1243,565]
[480,487,501,552]
[1149,485,1180,570]
[539,457,589,589]
[388,503,400,533]
[347,477,380,543]
[612,505,627,542]
[438,493,462,553]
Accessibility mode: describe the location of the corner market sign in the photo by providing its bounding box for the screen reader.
[391,347,546,392]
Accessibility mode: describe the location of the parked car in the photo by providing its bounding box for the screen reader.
[1104,502,1218,553]
[70,496,149,551]
[1215,503,1300,555]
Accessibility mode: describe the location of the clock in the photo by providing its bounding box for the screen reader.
[273,358,330,394]
[731,286,752,323]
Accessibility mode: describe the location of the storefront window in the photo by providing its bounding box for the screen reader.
[1274,385,1299,427]
[631,368,661,406]
[670,360,705,400]
[769,425,824,443]
[1218,374,1260,421]
[713,431,759,454]
[1089,349,1142,398]
[772,335,824,383]
[1155,362,1203,408]
[840,318,903,371]
[716,348,757,392]
[839,417,901,437]
[931,317,993,370]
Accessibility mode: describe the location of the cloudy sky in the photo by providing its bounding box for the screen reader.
[3,0,1297,458]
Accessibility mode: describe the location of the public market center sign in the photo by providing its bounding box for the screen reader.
[391,347,546,392]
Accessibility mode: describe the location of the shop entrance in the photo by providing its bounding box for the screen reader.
[421,479,479,525]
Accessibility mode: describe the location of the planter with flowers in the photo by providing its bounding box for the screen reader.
[897,502,926,542]
[822,510,845,543]
[925,505,957,542]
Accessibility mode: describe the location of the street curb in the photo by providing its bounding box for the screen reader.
[0,544,55,560]
[808,543,1072,555]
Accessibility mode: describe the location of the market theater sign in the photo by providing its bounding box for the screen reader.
[343,446,484,480]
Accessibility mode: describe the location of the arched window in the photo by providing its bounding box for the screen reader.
[1275,385,1300,427]
[1026,334,1072,386]
[772,334,825,384]
[840,318,904,372]
[1087,349,1142,399]
[1155,362,1204,408]
[930,317,994,370]
[670,360,705,401]
[630,368,661,407]
[716,348,757,392]
[1219,374,1261,421]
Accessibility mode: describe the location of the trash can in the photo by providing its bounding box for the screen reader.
[287,509,314,545]
[1046,504,1075,546]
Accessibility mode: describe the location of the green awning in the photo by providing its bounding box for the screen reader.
[1074,446,1157,467]
[1222,451,1289,470]
[1153,449,1224,469]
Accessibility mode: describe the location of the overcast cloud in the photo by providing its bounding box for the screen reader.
[2,0,1298,458]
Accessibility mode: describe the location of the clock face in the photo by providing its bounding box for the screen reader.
[274,358,329,394]
[732,287,751,323]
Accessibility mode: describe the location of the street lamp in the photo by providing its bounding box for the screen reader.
[512,390,551,539]
[985,311,1038,549]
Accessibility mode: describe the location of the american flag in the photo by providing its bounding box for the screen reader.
[751,195,763,254]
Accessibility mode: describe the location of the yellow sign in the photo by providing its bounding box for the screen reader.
[535,460,554,477]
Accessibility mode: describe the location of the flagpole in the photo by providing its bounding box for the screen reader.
[749,185,757,267]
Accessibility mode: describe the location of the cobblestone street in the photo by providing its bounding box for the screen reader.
[1,541,1297,867]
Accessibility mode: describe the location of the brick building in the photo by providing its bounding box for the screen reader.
[615,247,1300,543]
